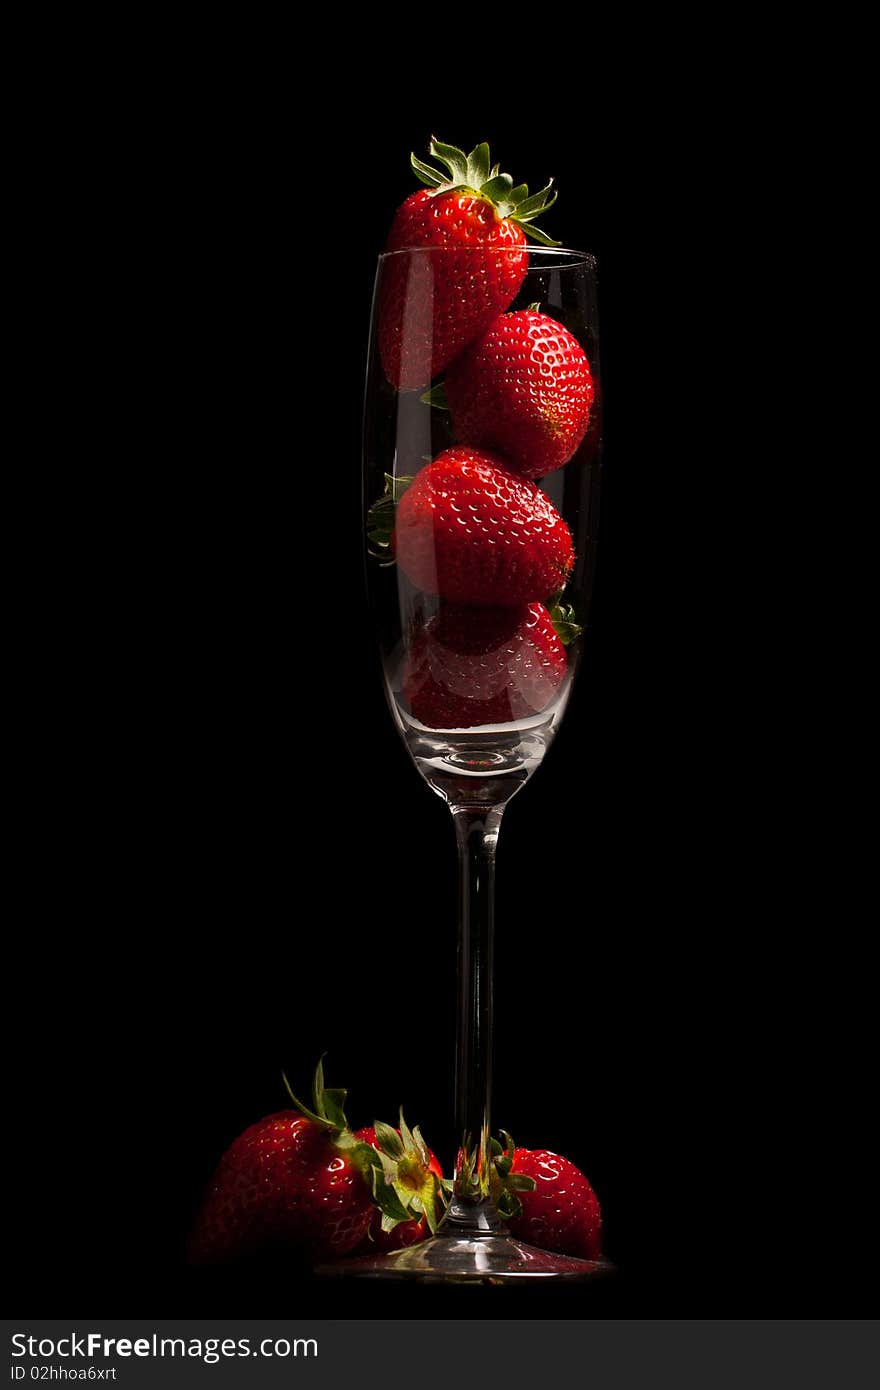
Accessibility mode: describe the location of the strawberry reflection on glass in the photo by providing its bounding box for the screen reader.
[403,603,568,730]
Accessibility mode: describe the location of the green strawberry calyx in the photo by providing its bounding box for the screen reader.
[548,590,585,645]
[282,1061,447,1235]
[489,1130,537,1221]
[366,1110,449,1236]
[411,137,561,248]
[366,473,414,560]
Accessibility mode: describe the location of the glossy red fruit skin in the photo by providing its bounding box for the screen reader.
[188,1112,373,1265]
[403,603,566,729]
[353,1126,443,1253]
[445,311,595,479]
[379,191,527,391]
[506,1148,602,1261]
[393,447,574,605]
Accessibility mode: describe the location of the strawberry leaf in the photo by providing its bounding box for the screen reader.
[515,221,562,247]
[548,591,585,645]
[372,1119,405,1160]
[370,1169,412,1226]
[380,1212,407,1235]
[506,1172,537,1192]
[513,181,557,218]
[366,473,414,559]
[398,1107,416,1152]
[281,1071,335,1131]
[411,1124,430,1168]
[428,137,469,186]
[482,173,514,204]
[424,1198,440,1236]
[375,1150,401,1187]
[420,382,449,411]
[497,1190,524,1221]
[281,1057,357,1136]
[321,1088,347,1129]
[467,142,491,188]
[311,1057,328,1117]
[408,1194,438,1237]
[410,153,444,187]
[311,1057,347,1126]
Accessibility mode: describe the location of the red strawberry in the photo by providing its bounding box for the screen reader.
[492,1135,602,1261]
[188,1063,378,1265]
[379,138,559,391]
[403,602,567,729]
[445,310,595,479]
[354,1116,446,1252]
[393,446,574,605]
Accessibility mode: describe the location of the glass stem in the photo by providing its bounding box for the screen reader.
[447,804,504,1226]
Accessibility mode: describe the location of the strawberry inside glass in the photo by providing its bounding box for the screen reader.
[352,141,606,1282]
[367,240,601,754]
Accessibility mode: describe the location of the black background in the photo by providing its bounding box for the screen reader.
[9,79,869,1321]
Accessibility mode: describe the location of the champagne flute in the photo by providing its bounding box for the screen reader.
[341,246,606,1280]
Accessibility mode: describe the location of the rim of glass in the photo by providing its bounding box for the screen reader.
[378,245,595,269]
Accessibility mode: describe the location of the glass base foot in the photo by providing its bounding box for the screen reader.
[317,1233,613,1283]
